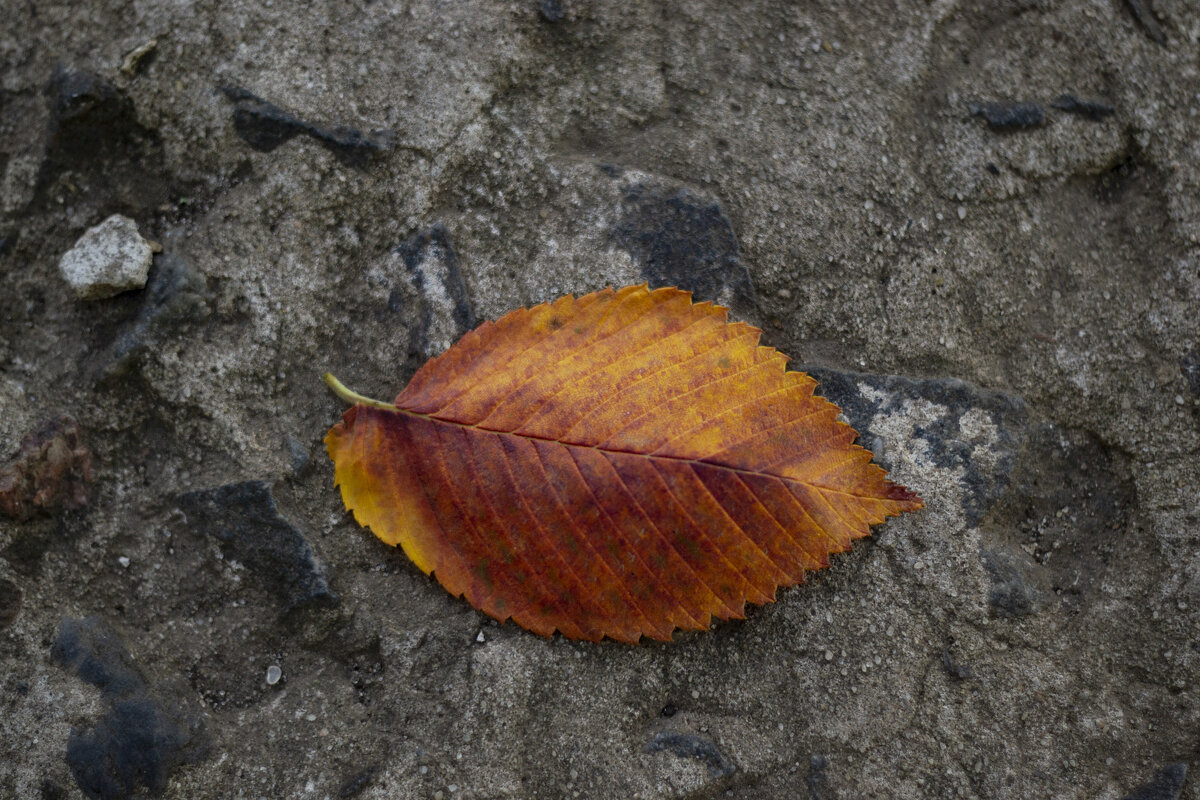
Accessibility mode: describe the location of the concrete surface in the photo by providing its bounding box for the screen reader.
[1,1,1198,798]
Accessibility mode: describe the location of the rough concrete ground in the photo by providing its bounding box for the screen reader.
[1,1,1198,798]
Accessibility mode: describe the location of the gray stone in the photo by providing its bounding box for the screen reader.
[57,214,153,300]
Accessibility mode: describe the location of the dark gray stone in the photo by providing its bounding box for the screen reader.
[220,86,393,168]
[1122,763,1187,800]
[44,68,139,168]
[1050,94,1116,121]
[539,0,566,22]
[807,755,828,800]
[1125,0,1166,45]
[993,423,1135,608]
[981,549,1042,618]
[389,223,476,365]
[99,252,209,379]
[179,480,336,611]
[1181,352,1200,396]
[51,617,208,800]
[0,577,19,629]
[645,731,736,778]
[336,765,380,798]
[285,434,312,475]
[968,101,1046,131]
[940,649,974,680]
[51,616,145,699]
[610,180,752,305]
[38,66,170,214]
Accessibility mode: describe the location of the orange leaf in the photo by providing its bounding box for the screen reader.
[325,285,922,642]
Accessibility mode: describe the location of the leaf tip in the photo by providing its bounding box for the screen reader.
[886,482,924,510]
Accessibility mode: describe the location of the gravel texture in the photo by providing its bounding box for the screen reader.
[1,2,1198,798]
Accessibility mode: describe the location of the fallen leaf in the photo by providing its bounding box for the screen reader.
[325,285,922,642]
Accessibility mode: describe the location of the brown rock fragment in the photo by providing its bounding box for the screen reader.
[0,416,94,520]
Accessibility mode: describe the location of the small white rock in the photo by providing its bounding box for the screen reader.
[58,214,154,300]
[266,665,282,685]
[957,205,967,220]
[117,556,131,568]
[475,631,485,643]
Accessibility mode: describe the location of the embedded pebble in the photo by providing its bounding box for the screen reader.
[968,101,1045,130]
[266,665,282,685]
[58,214,155,300]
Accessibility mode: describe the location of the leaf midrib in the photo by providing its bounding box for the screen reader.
[377,403,879,501]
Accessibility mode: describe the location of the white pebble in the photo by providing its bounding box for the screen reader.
[58,214,155,300]
[266,665,282,685]
[476,631,485,643]
[117,556,131,568]
[957,205,967,220]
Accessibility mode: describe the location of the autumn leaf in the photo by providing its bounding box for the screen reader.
[325,284,922,643]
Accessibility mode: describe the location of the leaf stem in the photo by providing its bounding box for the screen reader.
[323,373,396,410]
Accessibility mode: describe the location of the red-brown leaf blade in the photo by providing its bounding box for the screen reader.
[326,284,923,641]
